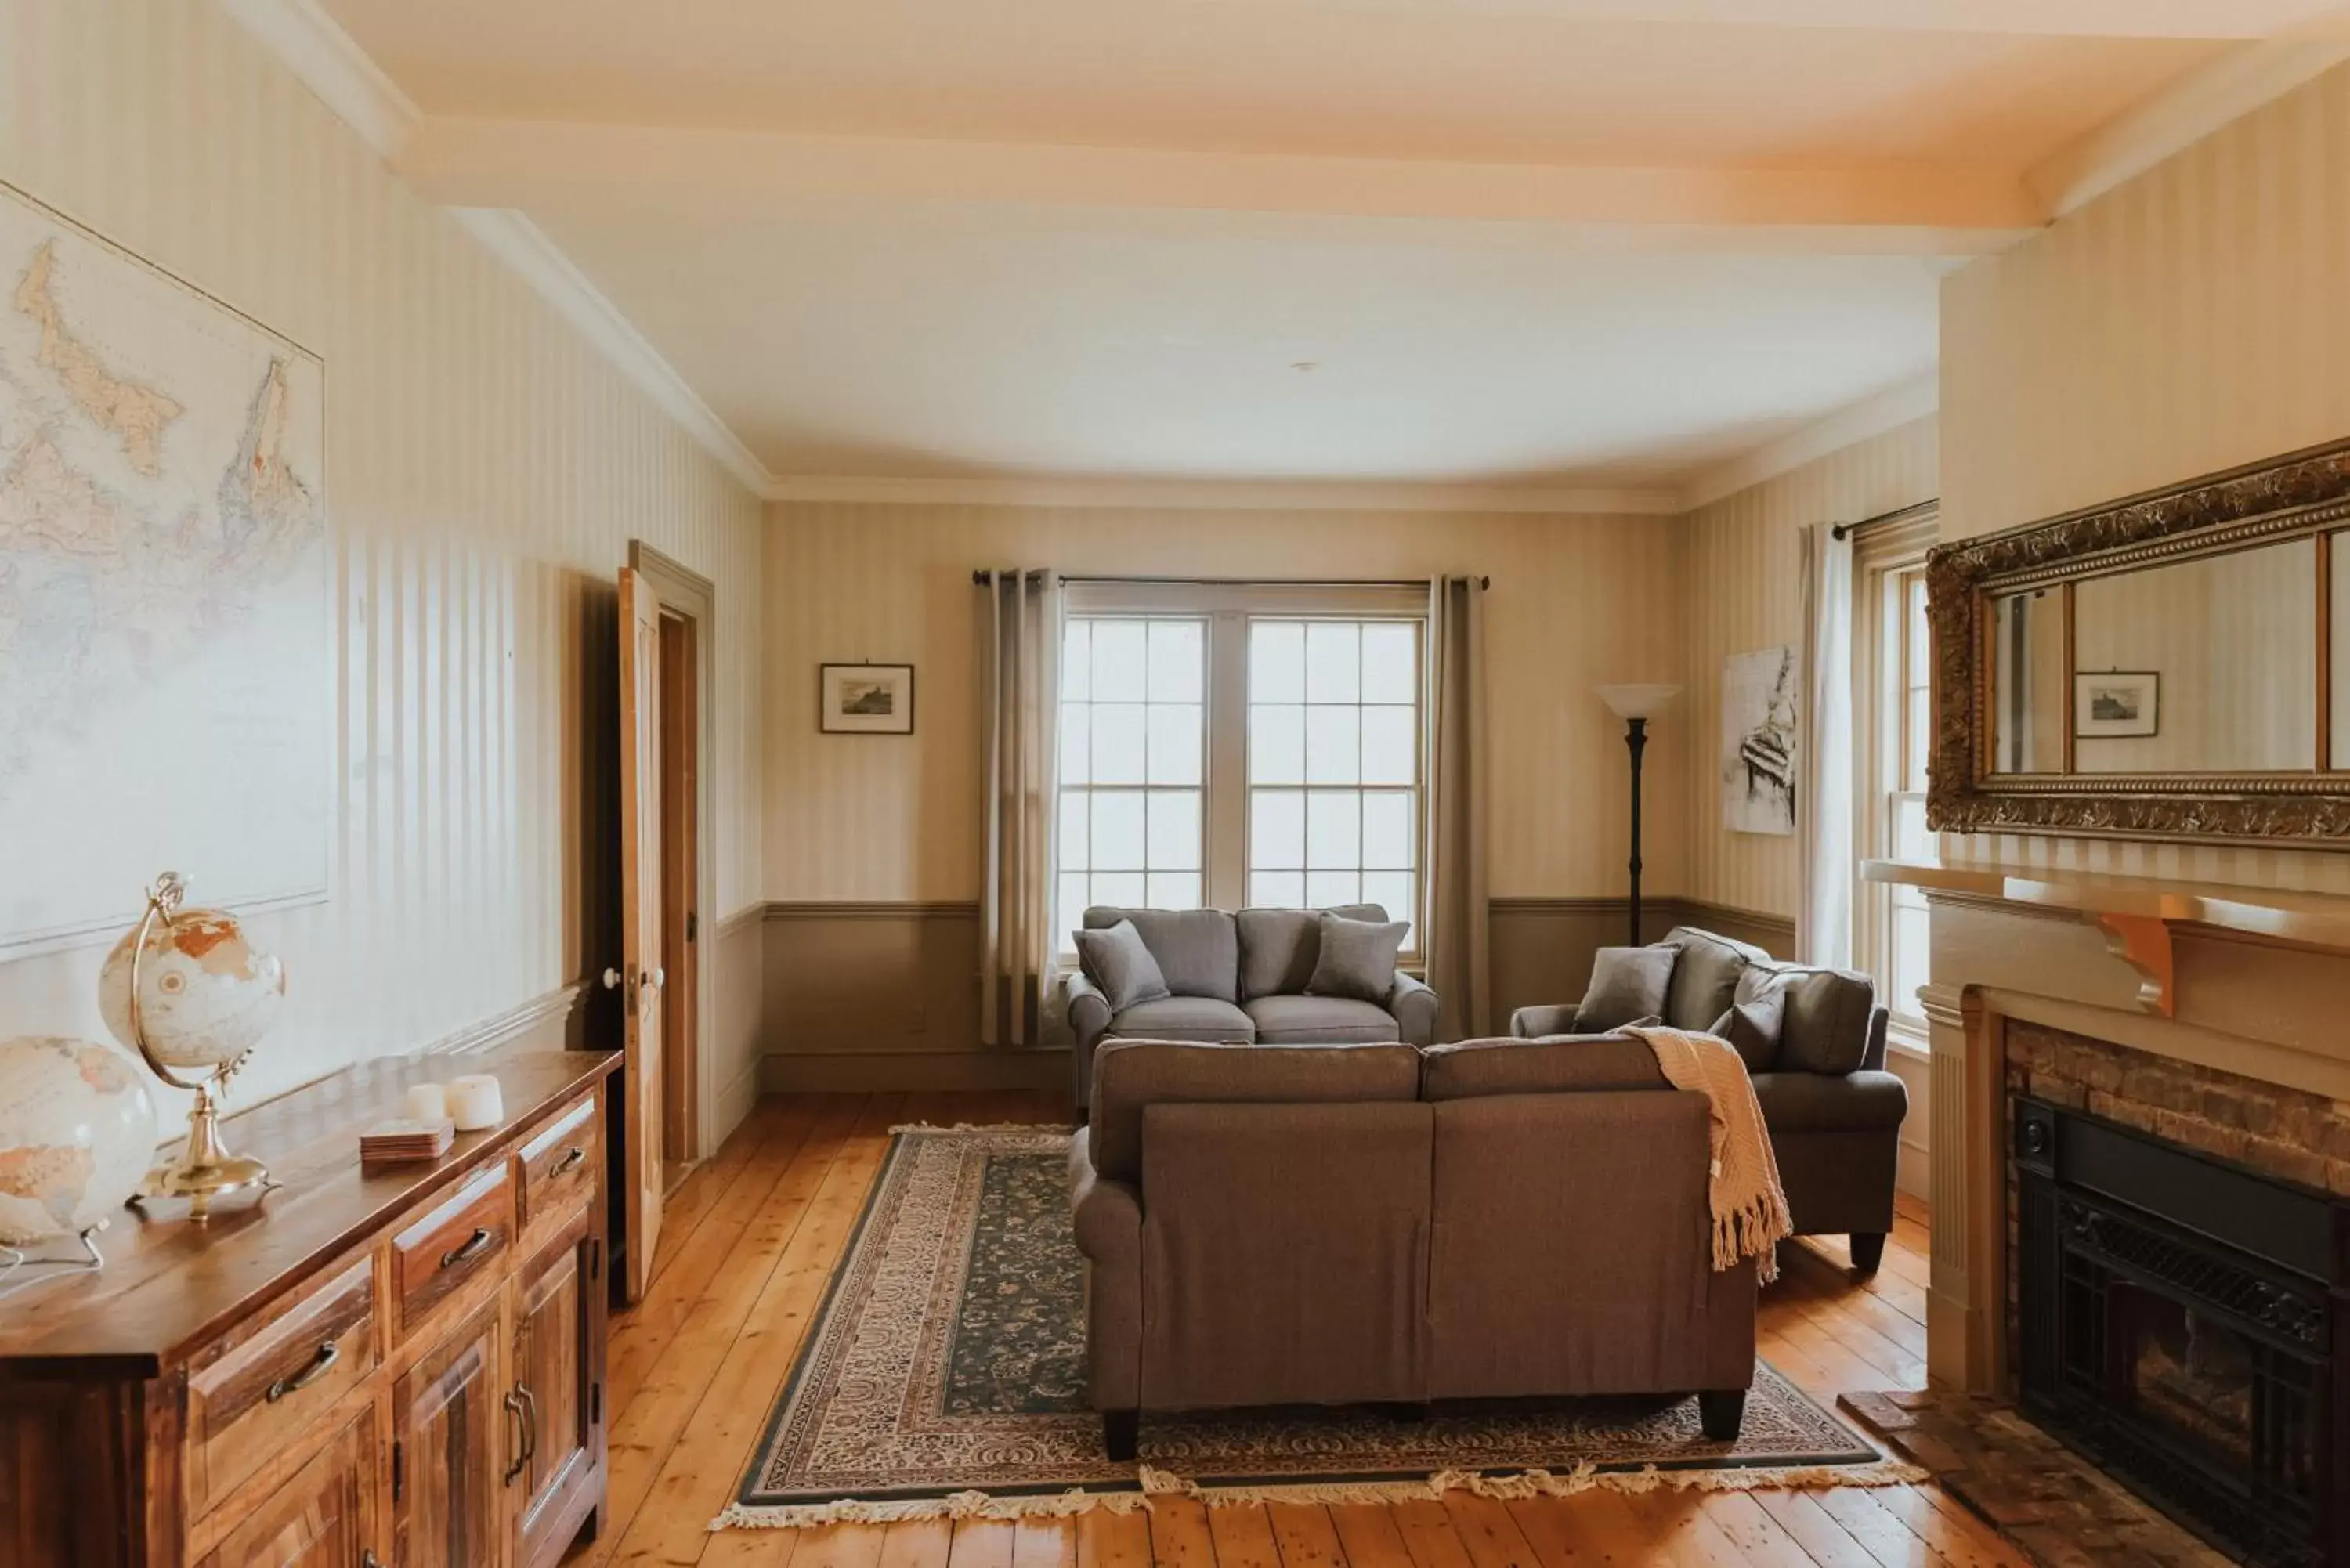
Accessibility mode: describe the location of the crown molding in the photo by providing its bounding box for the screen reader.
[1675,370,1939,515]
[763,474,1684,515]
[214,0,421,160]
[2027,38,2350,219]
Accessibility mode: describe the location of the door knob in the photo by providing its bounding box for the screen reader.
[602,967,622,991]
[649,967,667,990]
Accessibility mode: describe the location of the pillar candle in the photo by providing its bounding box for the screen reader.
[446,1073,505,1132]
[404,1082,449,1123]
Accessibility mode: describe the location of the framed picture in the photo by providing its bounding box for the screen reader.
[2074,671,2159,739]
[1720,646,1797,836]
[819,663,916,734]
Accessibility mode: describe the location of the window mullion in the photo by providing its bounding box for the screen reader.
[1205,609,1249,909]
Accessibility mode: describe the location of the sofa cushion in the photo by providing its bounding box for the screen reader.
[1738,963,1877,1076]
[1087,1039,1423,1183]
[1707,985,1785,1074]
[1085,906,1240,1002]
[1661,927,1761,1032]
[1307,912,1409,1003]
[1108,995,1254,1045]
[1075,919,1172,1013]
[1236,905,1386,1000]
[1420,1035,1670,1100]
[1751,1068,1909,1133]
[1580,946,1676,1031]
[1245,995,1399,1044]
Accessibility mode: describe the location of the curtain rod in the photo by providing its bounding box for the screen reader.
[1830,497,1940,542]
[971,571,1488,589]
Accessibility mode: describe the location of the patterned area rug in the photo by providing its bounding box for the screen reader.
[719,1125,1917,1529]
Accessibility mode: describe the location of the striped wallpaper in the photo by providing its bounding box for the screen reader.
[0,0,765,1108]
[1940,58,2350,894]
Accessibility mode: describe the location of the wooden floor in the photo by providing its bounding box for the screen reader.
[572,1091,2034,1568]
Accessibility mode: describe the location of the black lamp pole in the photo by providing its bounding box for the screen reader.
[1623,715,1648,947]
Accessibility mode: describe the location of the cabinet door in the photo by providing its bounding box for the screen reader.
[512,1207,600,1568]
[198,1405,381,1568]
[392,1301,502,1568]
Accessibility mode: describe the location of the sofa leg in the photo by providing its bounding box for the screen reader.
[1102,1410,1139,1462]
[1849,1233,1887,1277]
[1697,1391,1746,1443]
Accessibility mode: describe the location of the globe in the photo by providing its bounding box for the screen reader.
[0,1036,158,1245]
[97,904,286,1077]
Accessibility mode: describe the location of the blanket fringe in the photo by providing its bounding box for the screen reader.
[708,1458,1929,1530]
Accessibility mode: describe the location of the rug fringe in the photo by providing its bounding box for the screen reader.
[709,1458,1929,1530]
[890,1122,1074,1136]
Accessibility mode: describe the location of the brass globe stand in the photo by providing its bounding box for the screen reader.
[125,873,270,1221]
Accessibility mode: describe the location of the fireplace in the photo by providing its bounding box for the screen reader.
[2014,1095,2345,1566]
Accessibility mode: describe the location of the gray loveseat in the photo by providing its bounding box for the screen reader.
[1509,925,1907,1274]
[1065,904,1438,1114]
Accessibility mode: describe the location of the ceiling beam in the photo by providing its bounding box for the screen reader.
[396,120,2043,251]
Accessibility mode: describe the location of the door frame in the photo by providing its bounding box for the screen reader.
[626,540,721,1162]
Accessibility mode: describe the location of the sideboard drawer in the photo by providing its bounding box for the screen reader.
[391,1164,512,1339]
[185,1255,377,1519]
[515,1094,598,1229]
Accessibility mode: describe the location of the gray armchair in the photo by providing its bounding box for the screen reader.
[1068,905,1438,1115]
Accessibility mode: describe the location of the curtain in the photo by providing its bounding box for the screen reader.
[1796,524,1855,969]
[978,569,1063,1046]
[1424,576,1491,1040]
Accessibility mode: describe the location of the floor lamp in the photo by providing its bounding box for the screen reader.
[1596,685,1681,948]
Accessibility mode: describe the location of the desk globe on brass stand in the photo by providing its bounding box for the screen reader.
[98,872,287,1219]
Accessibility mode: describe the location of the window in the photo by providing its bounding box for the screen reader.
[1054,587,1427,956]
[1854,515,1940,1035]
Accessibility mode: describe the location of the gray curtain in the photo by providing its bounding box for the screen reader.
[1424,576,1490,1040]
[978,569,1064,1046]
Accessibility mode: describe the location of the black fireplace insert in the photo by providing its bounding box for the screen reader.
[2014,1096,2348,1566]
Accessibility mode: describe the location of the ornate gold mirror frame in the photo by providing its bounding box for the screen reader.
[1928,436,2350,846]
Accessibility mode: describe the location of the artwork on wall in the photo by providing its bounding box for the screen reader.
[1721,645,1797,836]
[820,663,916,733]
[2074,671,2160,739]
[0,181,330,960]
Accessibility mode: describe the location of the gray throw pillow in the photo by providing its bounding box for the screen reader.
[1304,912,1408,1003]
[1579,945,1677,1031]
[1708,986,1785,1073]
[1074,919,1171,1013]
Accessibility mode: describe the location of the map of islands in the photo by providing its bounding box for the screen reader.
[0,182,329,956]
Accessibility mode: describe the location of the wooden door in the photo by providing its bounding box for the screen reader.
[510,1212,598,1568]
[392,1302,502,1568]
[199,1405,381,1568]
[617,565,664,1302]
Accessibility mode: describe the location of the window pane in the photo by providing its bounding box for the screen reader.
[1306,623,1361,703]
[1147,789,1202,871]
[1907,575,1930,678]
[1251,870,1304,908]
[1061,623,1091,703]
[1361,706,1415,785]
[1251,704,1305,783]
[1306,869,1361,907]
[1306,706,1361,784]
[1147,703,1202,785]
[1252,789,1305,869]
[1092,871,1146,909]
[1306,790,1361,869]
[1092,620,1147,702]
[1146,872,1202,910]
[1363,791,1415,868]
[1058,792,1090,870]
[1363,871,1415,941]
[1893,793,1932,862]
[1093,791,1146,870]
[1893,904,1931,1016]
[1251,622,1304,703]
[1058,703,1090,786]
[1148,620,1204,703]
[1058,873,1090,948]
[1093,703,1147,784]
[1906,691,1931,792]
[1361,623,1415,702]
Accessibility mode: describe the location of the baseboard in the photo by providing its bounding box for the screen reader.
[715,1054,763,1143]
[757,1049,1069,1094]
[1896,1136,1932,1201]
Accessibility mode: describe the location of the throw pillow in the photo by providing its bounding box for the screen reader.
[1578,945,1677,1031]
[1074,919,1172,1013]
[1708,985,1786,1073]
[1304,912,1409,1003]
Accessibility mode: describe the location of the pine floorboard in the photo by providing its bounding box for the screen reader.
[569,1092,2039,1568]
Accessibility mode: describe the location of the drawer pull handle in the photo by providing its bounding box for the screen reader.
[504,1388,530,1483]
[265,1339,341,1402]
[364,1553,383,1568]
[550,1145,587,1177]
[441,1227,495,1269]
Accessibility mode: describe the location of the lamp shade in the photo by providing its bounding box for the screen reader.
[1597,683,1682,721]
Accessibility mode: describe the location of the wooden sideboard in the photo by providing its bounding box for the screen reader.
[0,1042,621,1568]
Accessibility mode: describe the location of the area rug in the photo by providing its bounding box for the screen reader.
[717,1125,1921,1530]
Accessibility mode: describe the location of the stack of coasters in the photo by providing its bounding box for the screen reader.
[360,1117,457,1165]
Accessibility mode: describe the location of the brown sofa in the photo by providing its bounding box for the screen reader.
[1509,926,1907,1274]
[1068,1037,1758,1460]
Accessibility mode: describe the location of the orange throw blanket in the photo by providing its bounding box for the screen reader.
[1624,1025,1794,1283]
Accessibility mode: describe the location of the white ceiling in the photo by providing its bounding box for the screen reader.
[306,0,2350,499]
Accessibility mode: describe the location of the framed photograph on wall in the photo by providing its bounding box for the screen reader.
[819,663,916,734]
[2074,671,2159,739]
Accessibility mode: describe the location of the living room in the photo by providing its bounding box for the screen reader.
[5,2,2350,1566]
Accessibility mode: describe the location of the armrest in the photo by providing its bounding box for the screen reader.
[1065,970,1112,1048]
[1069,1132,1142,1260]
[1386,972,1440,1045]
[1068,1131,1144,1411]
[1859,1006,1890,1073]
[1510,1002,1583,1039]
